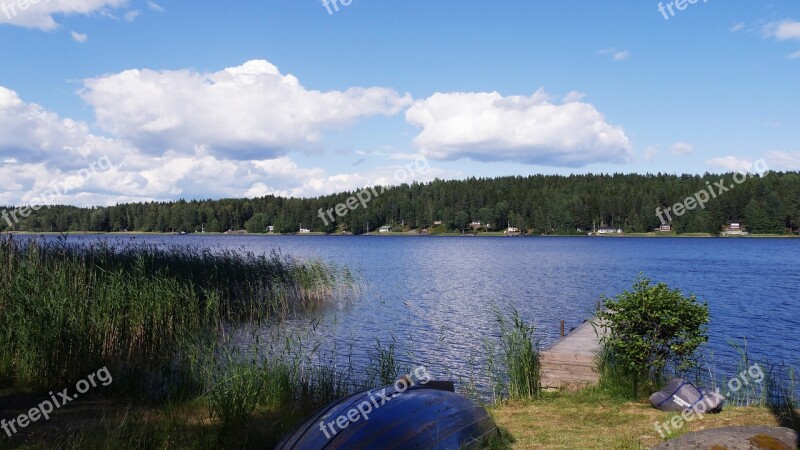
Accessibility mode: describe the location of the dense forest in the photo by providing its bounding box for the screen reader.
[2,172,799,235]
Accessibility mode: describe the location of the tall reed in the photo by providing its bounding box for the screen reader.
[0,236,354,390]
[492,305,541,400]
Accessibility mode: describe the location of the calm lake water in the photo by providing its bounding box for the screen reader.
[34,234,800,392]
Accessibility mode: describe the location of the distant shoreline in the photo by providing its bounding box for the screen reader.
[4,231,798,239]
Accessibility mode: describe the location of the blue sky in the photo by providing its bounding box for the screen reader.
[1,0,799,206]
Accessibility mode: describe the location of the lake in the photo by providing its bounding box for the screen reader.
[32,234,800,393]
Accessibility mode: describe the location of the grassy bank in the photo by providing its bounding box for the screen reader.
[489,388,795,449]
[2,373,795,449]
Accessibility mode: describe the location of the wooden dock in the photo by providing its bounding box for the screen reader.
[540,317,605,390]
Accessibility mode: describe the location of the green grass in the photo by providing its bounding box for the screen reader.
[488,387,790,449]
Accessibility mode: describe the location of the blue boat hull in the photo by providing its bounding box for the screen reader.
[276,381,497,449]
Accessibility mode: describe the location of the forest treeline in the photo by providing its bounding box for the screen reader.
[2,172,799,235]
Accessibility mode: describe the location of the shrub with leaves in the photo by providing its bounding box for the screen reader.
[596,275,709,396]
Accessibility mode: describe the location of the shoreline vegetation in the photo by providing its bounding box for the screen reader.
[2,173,800,237]
[0,239,796,449]
[3,230,799,238]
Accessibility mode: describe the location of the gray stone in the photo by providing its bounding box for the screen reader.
[652,426,799,450]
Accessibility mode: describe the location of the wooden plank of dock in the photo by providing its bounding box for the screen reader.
[540,317,605,390]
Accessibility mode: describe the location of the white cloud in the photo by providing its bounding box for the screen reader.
[706,156,754,173]
[787,51,800,59]
[765,19,800,41]
[71,31,88,43]
[669,142,694,155]
[0,0,127,30]
[405,90,632,167]
[0,86,97,164]
[597,48,630,62]
[730,22,745,33]
[643,146,659,161]
[706,152,799,173]
[563,91,587,103]
[0,84,456,207]
[123,10,139,21]
[612,51,629,61]
[147,1,164,12]
[765,151,800,171]
[80,60,412,159]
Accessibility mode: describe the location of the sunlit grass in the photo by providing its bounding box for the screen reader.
[488,388,787,449]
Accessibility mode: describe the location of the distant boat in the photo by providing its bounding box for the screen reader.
[177,231,188,235]
[276,380,497,450]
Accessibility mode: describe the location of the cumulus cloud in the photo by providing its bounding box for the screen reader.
[405,90,632,167]
[706,153,800,173]
[765,151,800,171]
[0,85,150,205]
[764,19,800,41]
[80,60,412,159]
[0,0,127,30]
[0,84,453,207]
[669,142,694,156]
[0,86,101,165]
[71,31,88,43]
[730,22,745,33]
[706,156,755,173]
[643,146,659,161]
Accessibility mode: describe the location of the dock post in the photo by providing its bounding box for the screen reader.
[560,320,565,337]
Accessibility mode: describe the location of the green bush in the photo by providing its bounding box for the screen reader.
[596,275,709,397]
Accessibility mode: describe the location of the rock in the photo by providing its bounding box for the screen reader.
[652,426,798,450]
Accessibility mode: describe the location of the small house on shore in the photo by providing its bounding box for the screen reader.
[722,223,746,235]
[379,225,392,233]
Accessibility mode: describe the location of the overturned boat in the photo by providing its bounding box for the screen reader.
[276,380,497,449]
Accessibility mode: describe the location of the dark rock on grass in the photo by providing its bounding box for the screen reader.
[652,426,798,450]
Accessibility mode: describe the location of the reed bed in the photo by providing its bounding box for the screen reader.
[486,305,542,401]
[0,236,354,390]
